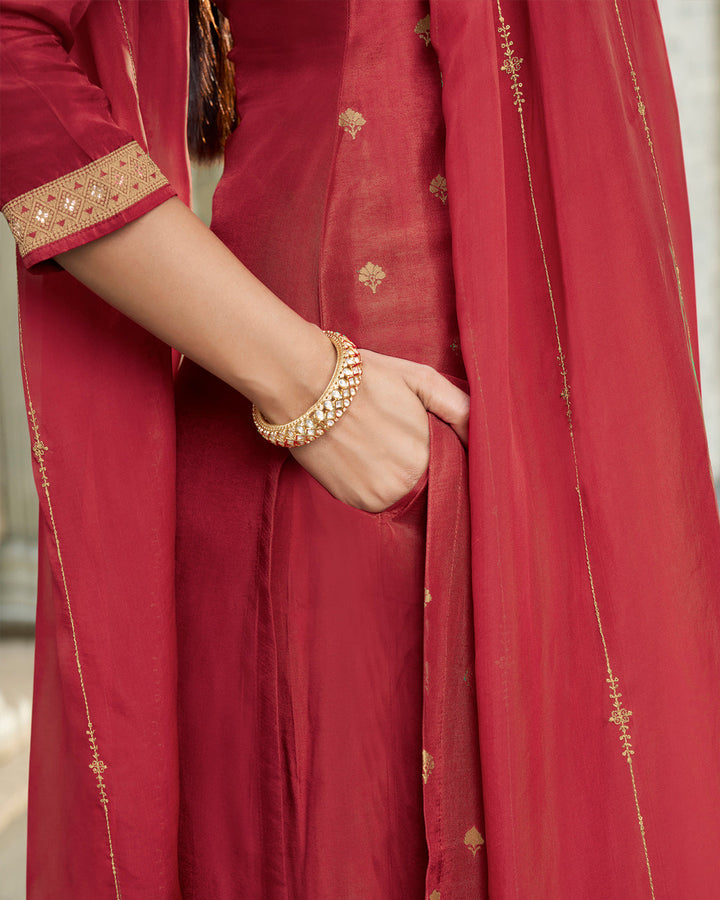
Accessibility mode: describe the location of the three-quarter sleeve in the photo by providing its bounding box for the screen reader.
[0,0,177,268]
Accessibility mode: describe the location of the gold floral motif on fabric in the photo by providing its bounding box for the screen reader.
[497,19,525,108]
[429,891,441,900]
[464,825,485,856]
[424,587,432,606]
[429,175,447,204]
[501,51,523,79]
[358,262,386,293]
[607,675,634,758]
[32,438,48,465]
[2,141,168,259]
[422,749,435,784]
[338,108,366,139]
[415,14,431,46]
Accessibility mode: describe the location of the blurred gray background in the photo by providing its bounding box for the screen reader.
[1,1,719,895]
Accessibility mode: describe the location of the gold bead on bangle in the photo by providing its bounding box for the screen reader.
[251,331,363,448]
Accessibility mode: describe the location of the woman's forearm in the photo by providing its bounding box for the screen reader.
[56,196,336,423]
[57,194,470,513]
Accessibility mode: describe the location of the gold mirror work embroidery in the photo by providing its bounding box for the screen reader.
[2,141,168,260]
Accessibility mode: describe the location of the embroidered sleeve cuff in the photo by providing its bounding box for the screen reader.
[1,141,175,269]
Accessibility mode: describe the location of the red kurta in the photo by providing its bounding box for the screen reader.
[2,1,720,897]
[173,3,475,894]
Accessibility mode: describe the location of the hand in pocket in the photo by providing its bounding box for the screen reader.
[290,348,469,514]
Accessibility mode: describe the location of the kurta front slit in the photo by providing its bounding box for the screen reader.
[174,1,468,895]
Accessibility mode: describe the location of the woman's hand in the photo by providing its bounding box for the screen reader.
[290,348,470,513]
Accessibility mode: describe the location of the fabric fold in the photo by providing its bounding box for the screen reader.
[422,412,487,898]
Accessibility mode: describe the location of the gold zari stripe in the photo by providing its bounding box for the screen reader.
[18,314,122,899]
[494,3,655,895]
[612,0,700,398]
[2,141,168,260]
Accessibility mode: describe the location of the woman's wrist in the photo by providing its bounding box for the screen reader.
[54,198,339,424]
[241,321,338,426]
[253,332,363,446]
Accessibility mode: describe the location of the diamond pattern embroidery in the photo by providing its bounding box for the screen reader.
[2,141,168,259]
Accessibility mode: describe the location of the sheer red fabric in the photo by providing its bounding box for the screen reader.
[432,2,720,895]
[1,1,719,897]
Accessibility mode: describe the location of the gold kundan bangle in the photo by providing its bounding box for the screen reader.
[251,331,363,447]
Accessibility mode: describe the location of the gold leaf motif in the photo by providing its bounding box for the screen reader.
[424,588,432,606]
[607,674,635,759]
[429,892,441,900]
[497,18,526,108]
[358,262,386,293]
[338,108,366,139]
[429,174,447,204]
[464,825,485,857]
[414,14,431,46]
[609,707,633,727]
[422,749,435,784]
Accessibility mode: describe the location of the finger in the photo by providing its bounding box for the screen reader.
[405,363,470,447]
